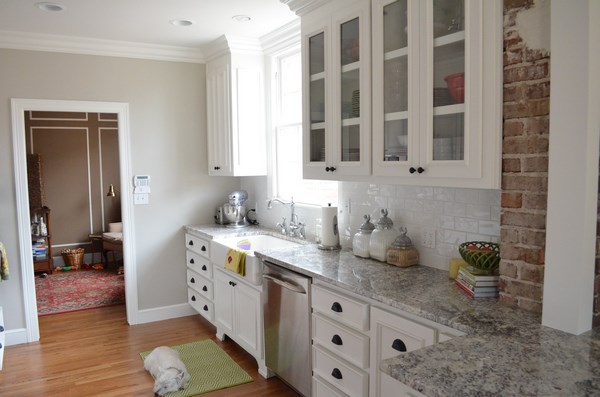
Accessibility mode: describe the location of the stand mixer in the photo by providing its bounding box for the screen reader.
[216,190,249,228]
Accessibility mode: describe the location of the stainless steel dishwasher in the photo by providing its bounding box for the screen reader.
[262,261,312,397]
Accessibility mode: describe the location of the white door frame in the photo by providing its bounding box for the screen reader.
[11,98,138,342]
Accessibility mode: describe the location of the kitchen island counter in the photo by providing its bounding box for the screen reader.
[185,224,600,396]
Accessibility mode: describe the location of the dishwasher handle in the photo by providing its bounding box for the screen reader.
[263,274,307,294]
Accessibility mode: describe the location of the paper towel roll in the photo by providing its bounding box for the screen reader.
[320,205,340,249]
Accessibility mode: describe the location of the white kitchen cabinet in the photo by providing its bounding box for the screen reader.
[0,306,5,370]
[185,232,215,325]
[205,36,266,176]
[302,0,372,179]
[213,268,266,375]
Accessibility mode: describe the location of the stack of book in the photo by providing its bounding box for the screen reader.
[32,240,48,260]
[455,267,499,298]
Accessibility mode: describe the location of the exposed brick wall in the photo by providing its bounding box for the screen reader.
[499,0,550,313]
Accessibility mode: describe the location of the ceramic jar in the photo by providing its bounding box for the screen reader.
[386,227,419,268]
[369,209,397,262]
[352,214,375,258]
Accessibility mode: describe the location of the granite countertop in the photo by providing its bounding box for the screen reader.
[185,224,600,396]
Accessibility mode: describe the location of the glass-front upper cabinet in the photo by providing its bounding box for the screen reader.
[302,0,371,180]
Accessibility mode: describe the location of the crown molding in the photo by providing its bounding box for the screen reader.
[279,0,331,16]
[260,18,300,55]
[202,35,264,62]
[0,30,206,63]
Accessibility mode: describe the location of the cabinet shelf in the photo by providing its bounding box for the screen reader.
[433,31,465,48]
[384,47,408,61]
[310,72,326,82]
[341,61,360,73]
[433,103,465,116]
[384,111,409,121]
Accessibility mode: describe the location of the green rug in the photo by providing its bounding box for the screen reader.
[140,339,253,396]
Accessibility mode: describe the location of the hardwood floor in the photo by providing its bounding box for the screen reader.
[0,305,301,396]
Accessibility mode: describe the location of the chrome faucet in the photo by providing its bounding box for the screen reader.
[267,197,305,239]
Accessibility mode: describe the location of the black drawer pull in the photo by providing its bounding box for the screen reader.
[202,285,208,292]
[191,295,196,301]
[331,334,343,346]
[190,277,195,283]
[331,368,343,380]
[189,258,195,264]
[203,305,208,311]
[188,240,194,246]
[201,245,207,252]
[202,265,207,271]
[392,339,407,352]
[331,302,343,313]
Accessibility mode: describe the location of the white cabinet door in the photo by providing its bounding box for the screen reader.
[302,0,371,180]
[207,61,233,176]
[214,269,234,335]
[233,280,261,354]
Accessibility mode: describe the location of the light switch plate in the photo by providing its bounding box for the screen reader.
[421,227,436,249]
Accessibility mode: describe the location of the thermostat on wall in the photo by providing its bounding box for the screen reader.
[133,175,151,204]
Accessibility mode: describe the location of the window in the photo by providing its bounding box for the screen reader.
[271,47,338,206]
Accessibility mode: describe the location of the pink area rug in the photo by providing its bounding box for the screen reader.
[35,269,125,316]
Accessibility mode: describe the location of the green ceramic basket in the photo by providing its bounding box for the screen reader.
[458,241,500,274]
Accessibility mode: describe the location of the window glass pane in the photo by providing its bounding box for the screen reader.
[280,52,302,123]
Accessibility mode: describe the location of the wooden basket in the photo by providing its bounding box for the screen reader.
[61,248,84,269]
[458,241,500,274]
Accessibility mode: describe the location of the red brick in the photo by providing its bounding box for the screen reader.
[504,0,535,12]
[501,244,545,265]
[523,193,547,210]
[500,260,519,278]
[502,158,521,173]
[519,262,545,283]
[502,192,523,208]
[525,117,549,135]
[503,136,549,155]
[504,48,524,66]
[519,229,547,247]
[524,48,550,63]
[502,278,543,301]
[522,156,549,173]
[502,174,547,192]
[525,81,551,100]
[501,210,547,229]
[504,63,549,84]
[503,120,524,136]
[501,227,520,244]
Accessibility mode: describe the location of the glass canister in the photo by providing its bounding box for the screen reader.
[369,209,397,262]
[352,214,375,258]
[386,227,419,268]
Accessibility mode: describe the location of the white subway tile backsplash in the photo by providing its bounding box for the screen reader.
[439,215,455,229]
[479,189,501,205]
[478,220,501,236]
[491,206,501,221]
[444,201,467,217]
[466,204,491,219]
[423,199,444,215]
[454,188,480,203]
[379,184,397,197]
[454,217,479,233]
[405,198,424,212]
[434,187,455,201]
[437,229,467,244]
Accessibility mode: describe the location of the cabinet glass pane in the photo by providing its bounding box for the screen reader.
[433,0,464,39]
[383,119,408,162]
[310,79,325,123]
[433,113,464,160]
[341,68,360,119]
[340,18,360,66]
[309,33,325,75]
[310,128,326,162]
[384,0,408,53]
[384,56,408,113]
[434,40,464,105]
[341,124,360,161]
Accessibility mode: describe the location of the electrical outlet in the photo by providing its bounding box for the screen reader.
[421,228,436,249]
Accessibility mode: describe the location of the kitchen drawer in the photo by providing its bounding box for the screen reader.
[372,307,435,361]
[186,250,213,279]
[185,233,210,258]
[380,372,426,397]
[312,285,369,332]
[187,269,213,301]
[187,288,214,323]
[313,345,368,397]
[313,375,349,397]
[313,313,369,369]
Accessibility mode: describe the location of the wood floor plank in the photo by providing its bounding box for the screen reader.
[0,305,301,397]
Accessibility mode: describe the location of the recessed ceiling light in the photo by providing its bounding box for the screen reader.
[36,2,66,12]
[232,15,252,22]
[170,19,195,27]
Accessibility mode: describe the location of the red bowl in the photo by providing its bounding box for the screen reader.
[444,72,464,103]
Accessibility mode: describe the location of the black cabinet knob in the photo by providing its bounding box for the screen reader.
[203,305,208,311]
[392,338,407,352]
[417,166,425,174]
[331,302,343,313]
[409,167,417,174]
[201,246,206,252]
[325,166,331,172]
[188,240,194,246]
[202,265,207,271]
[330,166,336,172]
[0,325,4,332]
[331,334,343,346]
[191,295,196,301]
[229,281,237,287]
[331,368,343,380]
[214,166,220,170]
[202,286,208,292]
[190,277,195,283]
[189,258,195,264]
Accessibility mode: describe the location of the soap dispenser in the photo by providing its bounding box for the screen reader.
[352,214,375,258]
[369,209,397,262]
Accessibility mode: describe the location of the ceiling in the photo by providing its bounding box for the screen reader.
[0,0,298,54]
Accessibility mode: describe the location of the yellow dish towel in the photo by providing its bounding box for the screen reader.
[224,248,246,277]
[0,242,9,281]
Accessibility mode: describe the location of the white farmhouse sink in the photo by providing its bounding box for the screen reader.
[210,234,301,285]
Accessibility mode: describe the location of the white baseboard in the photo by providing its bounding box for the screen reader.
[5,328,29,346]
[134,303,196,325]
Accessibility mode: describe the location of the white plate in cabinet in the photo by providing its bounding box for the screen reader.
[313,313,370,369]
[312,285,369,332]
[187,288,214,323]
[313,375,350,397]
[186,269,213,301]
[381,372,427,397]
[186,250,213,279]
[313,345,369,397]
[185,233,210,258]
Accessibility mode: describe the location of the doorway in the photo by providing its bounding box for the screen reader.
[11,99,138,343]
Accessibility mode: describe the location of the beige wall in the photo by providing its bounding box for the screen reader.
[0,48,240,330]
